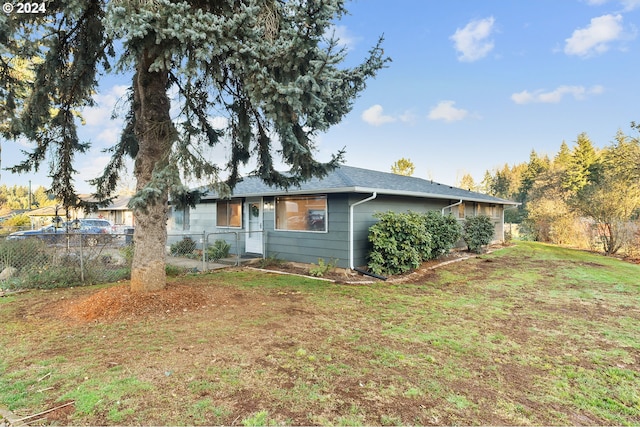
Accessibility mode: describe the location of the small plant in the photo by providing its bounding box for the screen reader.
[241,410,277,426]
[170,236,197,256]
[462,215,495,253]
[207,239,231,261]
[119,244,134,266]
[257,253,283,268]
[308,258,338,277]
[165,264,190,277]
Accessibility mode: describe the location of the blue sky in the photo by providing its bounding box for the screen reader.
[2,0,639,193]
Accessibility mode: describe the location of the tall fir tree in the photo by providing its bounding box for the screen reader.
[563,132,600,192]
[1,0,389,291]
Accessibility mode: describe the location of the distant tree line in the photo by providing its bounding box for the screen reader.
[482,122,640,255]
[0,184,55,212]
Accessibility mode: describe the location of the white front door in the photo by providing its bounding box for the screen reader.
[245,198,263,254]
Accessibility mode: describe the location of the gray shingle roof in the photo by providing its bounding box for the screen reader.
[201,165,518,205]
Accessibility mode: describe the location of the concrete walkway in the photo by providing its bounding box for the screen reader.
[165,255,260,272]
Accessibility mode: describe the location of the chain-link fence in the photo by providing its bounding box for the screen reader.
[1,229,266,290]
[0,232,133,289]
[167,230,264,271]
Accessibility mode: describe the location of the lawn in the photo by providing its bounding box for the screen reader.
[1,241,639,425]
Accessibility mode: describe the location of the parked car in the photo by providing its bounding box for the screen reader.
[6,219,114,246]
[69,219,114,246]
[6,225,66,242]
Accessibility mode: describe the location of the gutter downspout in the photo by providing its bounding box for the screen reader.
[441,199,463,216]
[349,192,377,270]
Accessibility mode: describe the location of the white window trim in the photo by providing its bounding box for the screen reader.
[274,195,329,233]
[216,200,243,229]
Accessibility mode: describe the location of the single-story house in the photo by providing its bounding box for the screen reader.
[91,196,135,230]
[26,205,77,229]
[168,165,518,269]
[22,196,135,231]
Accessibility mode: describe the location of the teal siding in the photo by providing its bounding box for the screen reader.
[172,193,507,269]
[349,194,459,268]
[264,194,351,267]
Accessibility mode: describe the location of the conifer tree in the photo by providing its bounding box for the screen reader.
[1,0,389,291]
[563,132,600,192]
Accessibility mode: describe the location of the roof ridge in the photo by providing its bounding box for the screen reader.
[334,165,357,186]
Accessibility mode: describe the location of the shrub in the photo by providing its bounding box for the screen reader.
[207,239,231,261]
[170,237,197,256]
[309,258,338,277]
[463,215,495,253]
[3,214,30,227]
[368,211,432,276]
[423,211,462,259]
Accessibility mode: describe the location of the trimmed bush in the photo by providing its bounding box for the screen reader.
[463,215,495,253]
[423,211,462,259]
[368,211,432,276]
[170,236,197,256]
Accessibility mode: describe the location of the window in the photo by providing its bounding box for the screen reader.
[480,204,499,218]
[217,200,242,227]
[458,202,466,219]
[173,207,190,231]
[276,195,327,232]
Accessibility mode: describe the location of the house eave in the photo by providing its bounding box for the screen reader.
[350,187,519,205]
[201,186,518,205]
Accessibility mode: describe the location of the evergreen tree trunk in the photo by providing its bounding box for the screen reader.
[130,50,173,292]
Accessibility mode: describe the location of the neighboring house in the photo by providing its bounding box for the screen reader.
[26,205,78,229]
[168,165,518,269]
[22,195,134,231]
[92,196,135,230]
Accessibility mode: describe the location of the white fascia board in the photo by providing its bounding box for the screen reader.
[202,186,518,205]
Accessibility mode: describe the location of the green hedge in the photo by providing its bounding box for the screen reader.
[367,211,463,276]
[423,211,462,259]
[462,215,495,253]
[368,211,431,275]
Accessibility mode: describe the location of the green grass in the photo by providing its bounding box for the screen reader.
[1,241,639,425]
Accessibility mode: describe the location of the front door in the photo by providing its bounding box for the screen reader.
[245,198,263,254]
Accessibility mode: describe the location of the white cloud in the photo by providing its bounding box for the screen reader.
[95,127,121,145]
[361,104,396,126]
[450,17,496,62]
[511,85,604,104]
[584,0,640,11]
[327,25,359,51]
[621,0,640,10]
[82,85,129,126]
[77,155,111,184]
[428,101,469,122]
[564,14,624,57]
[398,111,417,124]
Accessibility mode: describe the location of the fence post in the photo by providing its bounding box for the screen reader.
[201,230,206,272]
[235,232,240,266]
[79,234,85,284]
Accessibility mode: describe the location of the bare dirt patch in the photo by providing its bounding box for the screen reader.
[60,283,212,322]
